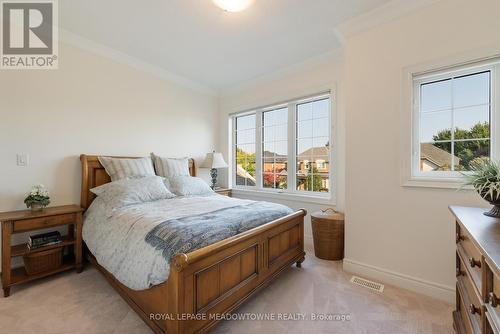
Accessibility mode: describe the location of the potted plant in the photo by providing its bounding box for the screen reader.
[463,159,500,217]
[24,184,50,212]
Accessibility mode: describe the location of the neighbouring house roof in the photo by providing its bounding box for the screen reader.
[298,146,329,160]
[420,143,460,168]
[262,147,330,162]
[262,150,287,162]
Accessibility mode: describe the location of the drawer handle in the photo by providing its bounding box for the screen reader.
[469,303,481,315]
[456,233,464,243]
[469,257,481,268]
[490,292,499,308]
[455,268,464,277]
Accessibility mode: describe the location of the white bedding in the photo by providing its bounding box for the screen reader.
[83,194,259,290]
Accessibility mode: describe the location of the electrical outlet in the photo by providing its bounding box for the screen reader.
[17,154,28,167]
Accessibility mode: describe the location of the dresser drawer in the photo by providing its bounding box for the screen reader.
[13,214,75,232]
[485,313,498,334]
[486,304,500,334]
[457,252,483,318]
[457,226,483,294]
[485,271,500,332]
[458,280,481,334]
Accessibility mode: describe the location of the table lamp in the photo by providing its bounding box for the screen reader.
[201,151,228,189]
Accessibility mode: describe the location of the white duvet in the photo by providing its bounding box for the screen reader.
[83,194,256,290]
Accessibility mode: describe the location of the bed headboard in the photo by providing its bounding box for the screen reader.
[80,155,196,210]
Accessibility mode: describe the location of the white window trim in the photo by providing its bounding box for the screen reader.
[401,54,500,189]
[231,188,334,205]
[230,91,335,200]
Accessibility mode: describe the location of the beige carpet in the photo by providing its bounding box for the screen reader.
[0,248,453,334]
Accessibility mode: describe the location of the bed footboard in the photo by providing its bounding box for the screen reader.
[163,209,306,334]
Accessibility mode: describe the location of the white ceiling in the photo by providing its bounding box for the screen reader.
[60,0,391,91]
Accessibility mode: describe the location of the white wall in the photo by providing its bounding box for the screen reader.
[0,43,219,263]
[219,0,500,302]
[342,0,500,302]
[218,50,346,240]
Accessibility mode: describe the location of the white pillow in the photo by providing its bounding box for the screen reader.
[167,176,213,196]
[98,156,155,182]
[151,154,190,178]
[91,176,175,210]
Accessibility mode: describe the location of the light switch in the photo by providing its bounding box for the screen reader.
[17,154,28,166]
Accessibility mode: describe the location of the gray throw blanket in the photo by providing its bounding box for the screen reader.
[145,201,293,261]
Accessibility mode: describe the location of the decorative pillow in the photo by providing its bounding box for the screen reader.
[98,156,155,182]
[90,176,175,210]
[151,154,190,178]
[167,176,213,196]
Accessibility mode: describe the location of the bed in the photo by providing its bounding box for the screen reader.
[80,154,306,334]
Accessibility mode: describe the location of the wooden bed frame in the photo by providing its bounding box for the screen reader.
[80,155,306,334]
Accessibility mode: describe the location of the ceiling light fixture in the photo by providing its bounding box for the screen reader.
[212,0,254,12]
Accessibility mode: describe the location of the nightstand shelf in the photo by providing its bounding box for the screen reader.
[11,255,76,285]
[11,236,75,257]
[0,205,83,297]
[214,188,232,197]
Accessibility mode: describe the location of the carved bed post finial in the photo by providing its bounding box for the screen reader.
[172,253,189,272]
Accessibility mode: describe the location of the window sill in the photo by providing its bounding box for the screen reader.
[402,176,474,190]
[231,188,335,205]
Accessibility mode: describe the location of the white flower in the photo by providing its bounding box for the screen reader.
[30,184,49,197]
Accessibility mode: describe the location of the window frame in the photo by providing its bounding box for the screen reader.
[406,57,500,187]
[261,105,289,191]
[232,110,258,188]
[231,92,333,199]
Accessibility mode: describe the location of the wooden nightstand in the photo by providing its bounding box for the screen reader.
[0,205,84,297]
[214,188,232,197]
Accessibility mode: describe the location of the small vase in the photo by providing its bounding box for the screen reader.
[485,201,500,218]
[30,203,43,212]
[481,192,500,218]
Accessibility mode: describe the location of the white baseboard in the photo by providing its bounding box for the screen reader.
[343,258,455,304]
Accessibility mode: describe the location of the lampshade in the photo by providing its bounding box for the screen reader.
[201,152,228,169]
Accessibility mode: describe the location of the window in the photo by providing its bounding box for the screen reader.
[296,98,330,192]
[411,58,500,181]
[235,114,256,187]
[232,93,332,197]
[262,107,288,189]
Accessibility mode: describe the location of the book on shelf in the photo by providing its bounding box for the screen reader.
[28,231,62,250]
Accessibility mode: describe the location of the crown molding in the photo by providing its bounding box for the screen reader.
[59,29,217,96]
[336,0,441,39]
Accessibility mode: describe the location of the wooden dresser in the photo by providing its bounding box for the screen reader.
[450,206,500,334]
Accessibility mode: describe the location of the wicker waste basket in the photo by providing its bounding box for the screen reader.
[23,247,63,275]
[311,208,344,260]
